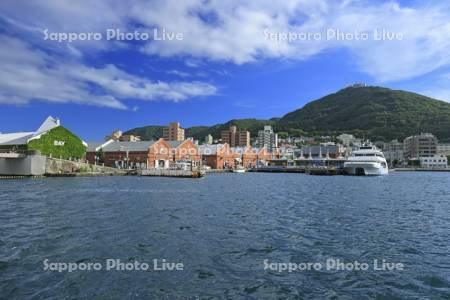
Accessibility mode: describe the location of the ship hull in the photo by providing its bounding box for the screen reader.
[344,162,388,176]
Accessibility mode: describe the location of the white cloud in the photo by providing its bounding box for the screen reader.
[131,0,450,81]
[1,0,450,84]
[0,35,217,109]
[166,70,191,78]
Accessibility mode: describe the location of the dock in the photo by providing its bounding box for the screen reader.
[139,169,205,178]
[306,168,346,176]
[249,166,347,175]
[249,167,306,173]
[393,168,450,172]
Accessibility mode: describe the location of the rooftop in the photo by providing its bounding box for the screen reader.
[0,116,61,146]
[99,140,156,152]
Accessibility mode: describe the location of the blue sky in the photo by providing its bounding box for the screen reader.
[1,0,450,140]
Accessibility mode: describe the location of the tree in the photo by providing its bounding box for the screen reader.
[277,131,289,139]
[96,148,105,164]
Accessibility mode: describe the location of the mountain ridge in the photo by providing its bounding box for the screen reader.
[124,86,450,142]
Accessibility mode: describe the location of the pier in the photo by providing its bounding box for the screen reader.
[250,166,347,175]
[139,169,205,178]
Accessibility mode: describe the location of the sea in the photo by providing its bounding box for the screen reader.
[1,172,449,299]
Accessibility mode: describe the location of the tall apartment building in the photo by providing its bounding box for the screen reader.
[403,133,438,160]
[163,122,185,141]
[221,125,250,147]
[257,125,278,152]
[383,139,404,163]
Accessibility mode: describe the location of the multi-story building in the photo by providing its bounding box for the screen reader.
[383,139,404,164]
[257,126,278,152]
[221,125,250,147]
[163,122,185,141]
[204,134,213,145]
[403,133,438,160]
[221,126,237,146]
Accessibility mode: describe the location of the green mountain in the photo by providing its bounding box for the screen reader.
[125,119,277,141]
[278,86,450,141]
[123,125,165,140]
[125,86,450,142]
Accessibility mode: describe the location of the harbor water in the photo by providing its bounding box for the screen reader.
[1,172,450,299]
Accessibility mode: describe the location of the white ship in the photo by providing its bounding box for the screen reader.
[344,143,388,176]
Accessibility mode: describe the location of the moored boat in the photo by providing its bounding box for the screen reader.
[344,143,388,176]
[232,166,246,173]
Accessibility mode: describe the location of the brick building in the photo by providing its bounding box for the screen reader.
[235,146,276,168]
[199,144,240,169]
[87,138,198,169]
[168,140,201,168]
[199,144,276,169]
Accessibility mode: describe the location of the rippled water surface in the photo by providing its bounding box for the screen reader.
[1,172,450,299]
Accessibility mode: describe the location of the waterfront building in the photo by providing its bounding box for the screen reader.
[257,126,278,152]
[403,133,438,160]
[256,147,276,166]
[87,140,156,169]
[199,143,239,169]
[0,116,86,160]
[207,144,276,169]
[168,140,201,168]
[86,138,198,169]
[278,146,295,160]
[300,145,343,159]
[419,155,448,169]
[204,134,213,145]
[163,122,185,141]
[221,126,250,147]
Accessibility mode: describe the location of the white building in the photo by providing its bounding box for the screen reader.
[419,155,448,169]
[257,126,278,152]
[204,134,213,145]
[337,134,360,147]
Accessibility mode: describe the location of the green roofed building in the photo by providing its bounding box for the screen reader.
[0,116,87,160]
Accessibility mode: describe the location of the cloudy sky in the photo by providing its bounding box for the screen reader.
[1,0,450,140]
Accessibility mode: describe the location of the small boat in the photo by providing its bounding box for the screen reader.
[344,142,388,176]
[232,166,246,173]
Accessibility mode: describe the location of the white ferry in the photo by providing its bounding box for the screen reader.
[344,143,388,176]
